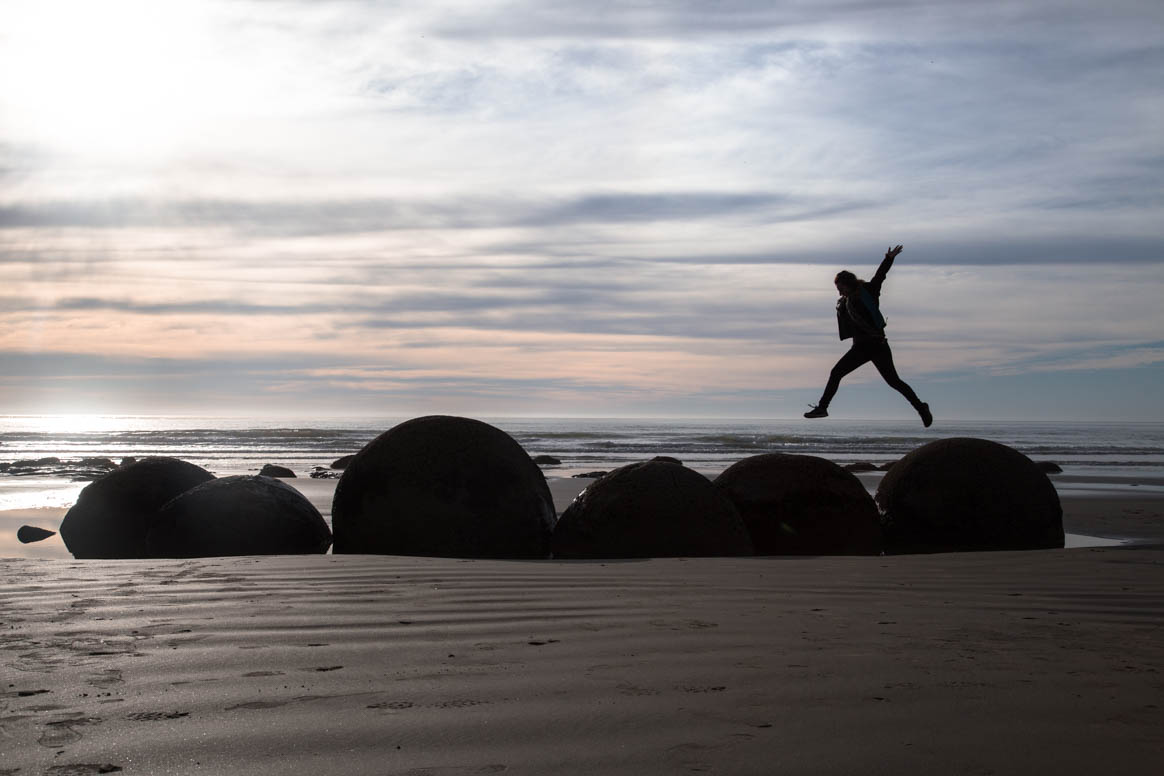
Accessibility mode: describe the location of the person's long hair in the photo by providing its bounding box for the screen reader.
[834,270,861,288]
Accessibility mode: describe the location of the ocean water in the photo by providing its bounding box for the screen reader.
[2,415,1163,511]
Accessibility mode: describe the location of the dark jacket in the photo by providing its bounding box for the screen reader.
[836,253,894,341]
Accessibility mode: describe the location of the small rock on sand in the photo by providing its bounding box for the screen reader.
[17,525,56,543]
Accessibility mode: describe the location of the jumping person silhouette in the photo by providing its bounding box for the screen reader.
[804,245,932,427]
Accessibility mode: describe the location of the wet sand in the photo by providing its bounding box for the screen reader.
[2,484,1162,773]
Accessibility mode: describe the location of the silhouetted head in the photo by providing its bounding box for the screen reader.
[834,270,859,296]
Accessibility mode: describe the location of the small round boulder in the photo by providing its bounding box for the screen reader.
[147,475,332,558]
[552,460,753,559]
[60,457,215,559]
[331,416,555,558]
[714,454,883,555]
[876,437,1064,553]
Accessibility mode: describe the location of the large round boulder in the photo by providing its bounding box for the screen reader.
[147,475,332,558]
[60,457,215,559]
[331,416,555,558]
[713,454,883,555]
[552,460,753,559]
[875,437,1064,553]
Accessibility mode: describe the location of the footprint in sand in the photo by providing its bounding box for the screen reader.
[44,765,122,775]
[86,669,123,689]
[367,700,414,710]
[649,619,718,631]
[226,700,289,710]
[433,699,488,709]
[37,717,101,748]
[127,711,189,721]
[398,766,507,775]
[615,682,658,697]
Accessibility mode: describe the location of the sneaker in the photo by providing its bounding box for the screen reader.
[804,404,829,419]
[918,402,932,428]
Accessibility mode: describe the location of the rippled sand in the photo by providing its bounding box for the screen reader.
[2,531,1163,774]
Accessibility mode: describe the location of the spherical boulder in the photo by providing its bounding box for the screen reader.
[147,475,332,558]
[875,437,1064,553]
[331,416,555,558]
[60,457,215,559]
[552,460,753,559]
[713,454,883,555]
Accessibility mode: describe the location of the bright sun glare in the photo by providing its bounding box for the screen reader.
[0,0,261,158]
[21,414,127,435]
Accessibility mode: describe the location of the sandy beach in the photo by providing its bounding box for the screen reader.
[1,479,1162,774]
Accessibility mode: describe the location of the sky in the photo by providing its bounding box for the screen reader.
[0,0,1161,421]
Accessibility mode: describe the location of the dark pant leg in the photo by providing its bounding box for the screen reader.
[818,341,875,408]
[868,340,923,408]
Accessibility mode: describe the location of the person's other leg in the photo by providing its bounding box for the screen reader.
[870,341,932,425]
[817,342,874,409]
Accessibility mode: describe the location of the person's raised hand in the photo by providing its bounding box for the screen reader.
[886,244,903,259]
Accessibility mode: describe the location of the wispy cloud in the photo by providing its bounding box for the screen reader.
[0,0,1160,418]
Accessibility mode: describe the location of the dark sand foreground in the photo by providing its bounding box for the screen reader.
[2,489,1163,774]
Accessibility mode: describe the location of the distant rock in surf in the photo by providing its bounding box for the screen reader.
[331,416,555,558]
[533,455,562,465]
[715,454,883,555]
[843,462,879,472]
[147,475,331,557]
[17,525,56,544]
[0,456,118,481]
[259,464,296,478]
[553,460,753,559]
[59,457,215,559]
[571,471,608,479]
[310,467,341,479]
[330,455,356,470]
[876,437,1064,553]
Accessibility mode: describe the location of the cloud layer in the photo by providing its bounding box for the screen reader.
[0,0,1160,418]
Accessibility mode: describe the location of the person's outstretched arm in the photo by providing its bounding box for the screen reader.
[870,244,903,292]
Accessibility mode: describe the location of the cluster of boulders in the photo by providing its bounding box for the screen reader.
[44,416,1064,560]
[58,457,331,559]
[328,417,1062,559]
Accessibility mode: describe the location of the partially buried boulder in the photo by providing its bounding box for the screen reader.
[714,454,883,555]
[331,416,555,558]
[552,460,753,559]
[60,457,215,559]
[259,464,296,478]
[147,475,331,557]
[876,437,1063,553]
